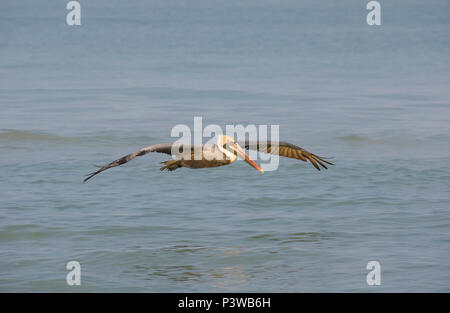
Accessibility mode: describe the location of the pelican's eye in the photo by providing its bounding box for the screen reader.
[224,141,232,149]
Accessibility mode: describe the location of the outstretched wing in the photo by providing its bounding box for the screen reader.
[83,143,174,182]
[243,141,334,171]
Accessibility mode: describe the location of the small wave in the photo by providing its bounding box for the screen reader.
[0,145,31,151]
[0,130,69,142]
[250,232,327,243]
[336,134,447,150]
[337,135,387,144]
[0,130,160,145]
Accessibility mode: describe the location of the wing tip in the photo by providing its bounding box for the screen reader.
[83,168,103,183]
[82,173,96,183]
[310,154,335,170]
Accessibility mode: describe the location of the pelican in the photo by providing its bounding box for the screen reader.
[83,135,333,182]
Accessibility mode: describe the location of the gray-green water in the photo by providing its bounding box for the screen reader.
[1,0,450,292]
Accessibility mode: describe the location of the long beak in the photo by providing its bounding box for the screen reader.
[232,143,264,173]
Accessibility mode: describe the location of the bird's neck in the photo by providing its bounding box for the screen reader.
[217,144,237,163]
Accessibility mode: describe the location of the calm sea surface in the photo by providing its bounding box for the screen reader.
[1,0,449,292]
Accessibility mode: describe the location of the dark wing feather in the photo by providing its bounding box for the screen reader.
[83,143,174,182]
[243,141,334,171]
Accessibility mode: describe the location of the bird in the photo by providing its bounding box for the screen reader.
[83,135,333,182]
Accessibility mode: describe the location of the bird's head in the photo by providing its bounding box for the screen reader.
[218,135,264,173]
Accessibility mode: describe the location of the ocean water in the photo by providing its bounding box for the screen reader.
[1,0,450,292]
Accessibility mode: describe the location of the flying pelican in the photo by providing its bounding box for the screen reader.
[83,135,333,182]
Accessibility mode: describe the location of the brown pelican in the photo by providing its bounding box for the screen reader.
[83,135,333,182]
